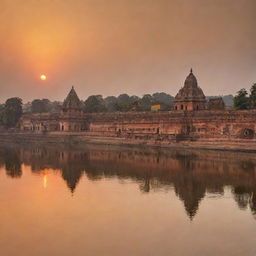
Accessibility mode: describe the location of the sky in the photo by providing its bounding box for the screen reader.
[0,0,255,103]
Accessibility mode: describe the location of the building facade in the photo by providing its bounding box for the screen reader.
[20,70,256,141]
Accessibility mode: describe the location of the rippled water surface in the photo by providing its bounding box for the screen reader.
[0,144,256,256]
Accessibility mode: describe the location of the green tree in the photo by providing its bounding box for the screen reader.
[129,95,141,111]
[31,99,51,113]
[2,97,23,127]
[84,95,106,113]
[129,95,140,104]
[116,94,132,111]
[0,104,4,124]
[152,92,174,110]
[49,101,62,113]
[233,89,250,110]
[104,96,118,112]
[138,94,153,111]
[249,83,256,109]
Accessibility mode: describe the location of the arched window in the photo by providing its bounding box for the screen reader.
[181,105,184,110]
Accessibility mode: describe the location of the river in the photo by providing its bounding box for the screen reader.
[0,144,255,256]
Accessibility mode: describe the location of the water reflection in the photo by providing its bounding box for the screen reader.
[0,144,256,219]
[0,147,22,178]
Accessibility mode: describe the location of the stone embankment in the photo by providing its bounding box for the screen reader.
[0,131,256,153]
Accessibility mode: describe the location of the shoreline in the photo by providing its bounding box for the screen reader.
[0,132,256,153]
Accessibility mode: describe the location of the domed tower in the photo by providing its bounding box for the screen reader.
[61,86,83,116]
[60,86,84,132]
[174,69,206,111]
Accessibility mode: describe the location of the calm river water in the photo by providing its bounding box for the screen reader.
[0,144,256,256]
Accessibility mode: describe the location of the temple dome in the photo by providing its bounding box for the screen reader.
[174,69,206,111]
[175,69,206,102]
[62,86,83,110]
[184,69,198,89]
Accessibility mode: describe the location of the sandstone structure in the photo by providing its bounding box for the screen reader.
[20,70,256,143]
[174,69,206,111]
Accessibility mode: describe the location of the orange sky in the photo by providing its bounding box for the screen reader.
[0,0,255,102]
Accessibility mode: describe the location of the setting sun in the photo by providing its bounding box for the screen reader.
[40,74,47,80]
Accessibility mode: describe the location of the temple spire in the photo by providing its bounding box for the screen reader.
[62,86,83,110]
[190,68,193,74]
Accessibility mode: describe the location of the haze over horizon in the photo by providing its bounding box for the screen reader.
[0,0,255,103]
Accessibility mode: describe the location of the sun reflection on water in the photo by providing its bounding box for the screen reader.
[43,174,47,188]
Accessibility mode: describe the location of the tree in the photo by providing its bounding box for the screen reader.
[152,92,173,105]
[0,104,4,124]
[129,95,141,111]
[49,101,62,113]
[2,97,23,127]
[116,94,132,111]
[152,92,174,110]
[130,95,140,104]
[249,83,256,109]
[84,95,106,113]
[117,94,130,102]
[138,94,153,111]
[31,99,51,113]
[233,89,250,110]
[104,96,118,112]
[31,99,41,113]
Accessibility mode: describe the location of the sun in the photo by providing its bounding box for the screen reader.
[40,74,47,80]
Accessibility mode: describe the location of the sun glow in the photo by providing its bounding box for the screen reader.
[40,74,47,80]
[43,174,48,188]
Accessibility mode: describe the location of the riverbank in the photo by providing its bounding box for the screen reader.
[0,132,256,153]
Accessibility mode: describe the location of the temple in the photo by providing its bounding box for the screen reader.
[174,69,206,111]
[60,86,84,132]
[20,70,256,142]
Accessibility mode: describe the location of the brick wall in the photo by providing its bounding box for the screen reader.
[20,109,256,140]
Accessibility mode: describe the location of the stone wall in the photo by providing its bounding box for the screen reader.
[19,109,256,141]
[85,110,256,140]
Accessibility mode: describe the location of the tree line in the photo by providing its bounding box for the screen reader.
[84,93,174,112]
[0,85,255,129]
[234,83,256,110]
[22,92,175,113]
[27,92,235,113]
[0,92,174,127]
[0,98,22,128]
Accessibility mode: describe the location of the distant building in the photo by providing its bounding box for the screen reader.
[151,104,161,111]
[208,98,225,110]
